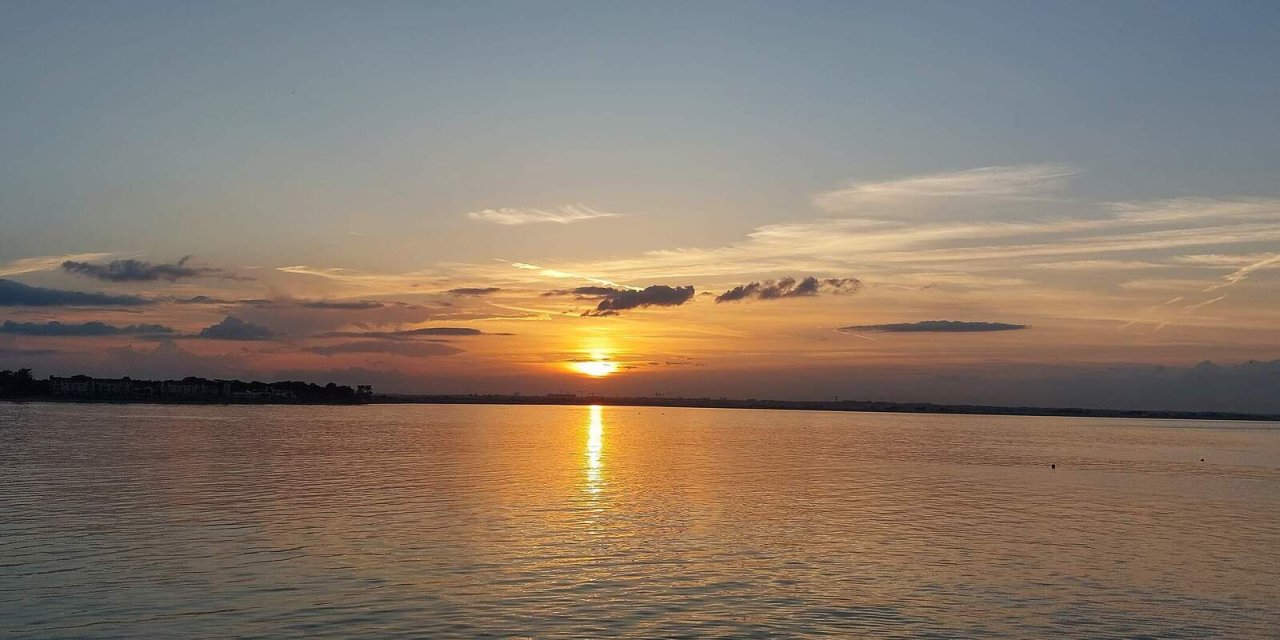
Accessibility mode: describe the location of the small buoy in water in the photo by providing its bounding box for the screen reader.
[1050,463,1056,469]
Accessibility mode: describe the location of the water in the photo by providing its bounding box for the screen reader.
[1,403,1277,638]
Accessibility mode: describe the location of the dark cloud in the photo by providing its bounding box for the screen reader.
[0,320,175,336]
[320,327,496,340]
[198,316,277,340]
[170,295,235,305]
[169,296,274,306]
[840,320,1028,333]
[542,286,620,298]
[0,279,150,307]
[447,287,502,296]
[307,341,463,358]
[298,300,385,310]
[716,276,861,303]
[61,256,243,282]
[582,285,696,316]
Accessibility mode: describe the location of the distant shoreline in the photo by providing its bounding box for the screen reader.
[4,394,1278,422]
[375,394,1280,422]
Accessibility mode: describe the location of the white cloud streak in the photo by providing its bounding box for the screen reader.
[812,163,1079,213]
[465,204,622,226]
[0,252,116,277]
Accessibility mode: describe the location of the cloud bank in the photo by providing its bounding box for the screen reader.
[0,320,174,336]
[840,320,1028,333]
[298,300,387,310]
[0,279,149,307]
[308,341,463,358]
[447,287,502,296]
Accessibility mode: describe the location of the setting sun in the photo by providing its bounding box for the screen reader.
[571,360,618,378]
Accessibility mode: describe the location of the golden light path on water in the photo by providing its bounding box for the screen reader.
[585,405,604,495]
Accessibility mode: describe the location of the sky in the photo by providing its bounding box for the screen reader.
[2,1,1280,411]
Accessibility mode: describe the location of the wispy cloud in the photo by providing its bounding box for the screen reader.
[510,262,636,290]
[1185,295,1228,311]
[839,321,1028,333]
[465,204,622,226]
[0,252,115,277]
[321,327,491,340]
[812,164,1079,214]
[1032,260,1166,271]
[1204,253,1280,292]
[308,341,463,358]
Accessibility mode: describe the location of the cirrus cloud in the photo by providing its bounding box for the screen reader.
[465,204,622,226]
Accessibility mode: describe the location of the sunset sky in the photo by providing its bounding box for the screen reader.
[3,1,1279,410]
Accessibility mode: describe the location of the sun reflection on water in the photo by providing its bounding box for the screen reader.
[585,405,604,495]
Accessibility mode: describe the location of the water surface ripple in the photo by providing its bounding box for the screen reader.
[1,403,1277,638]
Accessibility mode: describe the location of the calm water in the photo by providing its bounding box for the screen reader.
[1,403,1277,638]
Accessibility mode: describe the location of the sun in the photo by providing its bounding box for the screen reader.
[571,360,618,377]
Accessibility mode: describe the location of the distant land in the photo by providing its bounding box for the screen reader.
[3,369,1278,421]
[376,393,1280,422]
[0,369,372,404]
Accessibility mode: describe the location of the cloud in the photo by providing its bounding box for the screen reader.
[839,320,1028,333]
[1032,260,1165,271]
[297,300,386,310]
[583,285,696,316]
[170,295,241,305]
[197,316,276,340]
[307,341,463,358]
[0,253,116,277]
[813,163,1078,214]
[61,256,241,282]
[1204,252,1280,292]
[541,286,622,298]
[228,299,445,336]
[447,287,502,296]
[0,320,175,336]
[465,204,622,225]
[0,279,149,307]
[320,327,492,340]
[716,276,861,302]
